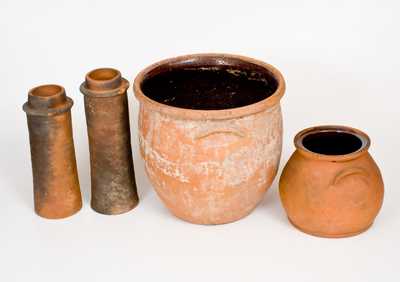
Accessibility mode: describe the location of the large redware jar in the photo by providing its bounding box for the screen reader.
[134,54,285,224]
[280,125,384,237]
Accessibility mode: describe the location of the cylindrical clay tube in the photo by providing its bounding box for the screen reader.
[23,84,82,219]
[80,68,139,215]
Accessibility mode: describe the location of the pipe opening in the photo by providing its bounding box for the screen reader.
[88,68,119,81]
[31,85,63,97]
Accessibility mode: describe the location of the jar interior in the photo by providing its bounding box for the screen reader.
[140,57,278,110]
[302,131,363,155]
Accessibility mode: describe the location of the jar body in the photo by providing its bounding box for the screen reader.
[139,103,283,224]
[280,150,384,237]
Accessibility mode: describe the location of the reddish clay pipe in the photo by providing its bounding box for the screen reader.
[80,68,139,215]
[23,84,82,219]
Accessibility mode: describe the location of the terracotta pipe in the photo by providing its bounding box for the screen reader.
[23,84,82,219]
[80,68,139,215]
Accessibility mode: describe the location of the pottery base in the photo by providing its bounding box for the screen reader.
[36,204,82,220]
[167,198,264,225]
[288,217,374,238]
[91,200,139,216]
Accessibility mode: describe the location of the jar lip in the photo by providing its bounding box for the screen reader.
[133,53,285,120]
[294,125,371,161]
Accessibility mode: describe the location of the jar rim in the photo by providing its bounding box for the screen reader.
[133,53,285,120]
[294,125,371,161]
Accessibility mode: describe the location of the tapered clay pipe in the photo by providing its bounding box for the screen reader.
[80,68,139,215]
[23,84,82,219]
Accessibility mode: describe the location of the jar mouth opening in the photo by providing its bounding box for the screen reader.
[139,55,279,110]
[134,54,285,120]
[295,126,370,161]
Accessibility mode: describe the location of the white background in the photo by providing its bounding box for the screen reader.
[1,0,399,281]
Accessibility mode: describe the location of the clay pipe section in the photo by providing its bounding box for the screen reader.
[80,68,139,215]
[279,125,384,238]
[23,85,82,219]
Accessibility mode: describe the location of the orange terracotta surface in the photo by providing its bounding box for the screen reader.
[279,126,384,237]
[134,54,286,224]
[23,85,82,219]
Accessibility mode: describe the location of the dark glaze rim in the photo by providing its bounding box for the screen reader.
[294,125,371,162]
[133,53,285,120]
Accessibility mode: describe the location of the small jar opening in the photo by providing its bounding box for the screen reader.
[302,131,363,155]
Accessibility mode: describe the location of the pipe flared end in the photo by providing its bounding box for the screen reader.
[23,84,72,116]
[85,68,122,91]
[80,68,129,97]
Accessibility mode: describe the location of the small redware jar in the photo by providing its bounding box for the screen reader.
[279,125,384,238]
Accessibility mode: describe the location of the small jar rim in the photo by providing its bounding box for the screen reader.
[294,125,371,161]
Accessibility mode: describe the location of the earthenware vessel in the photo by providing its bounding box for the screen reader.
[80,68,139,215]
[280,125,384,237]
[134,54,285,224]
[23,85,82,219]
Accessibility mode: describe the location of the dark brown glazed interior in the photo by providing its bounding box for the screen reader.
[302,131,363,155]
[140,57,279,110]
